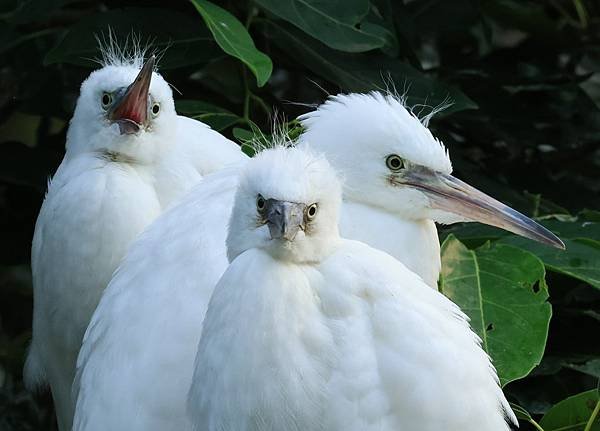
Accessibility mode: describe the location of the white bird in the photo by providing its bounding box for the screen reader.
[188,145,517,431]
[298,92,563,286]
[25,51,245,431]
[72,92,559,430]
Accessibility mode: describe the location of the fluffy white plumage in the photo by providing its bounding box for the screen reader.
[72,166,241,431]
[298,92,453,286]
[187,146,516,431]
[25,58,244,431]
[72,91,554,430]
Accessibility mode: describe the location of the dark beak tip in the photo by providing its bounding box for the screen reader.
[554,238,566,250]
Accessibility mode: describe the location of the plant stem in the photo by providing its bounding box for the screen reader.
[548,0,580,28]
[241,3,258,124]
[242,65,251,122]
[532,193,541,219]
[572,0,588,29]
[528,418,545,431]
[251,94,271,117]
[583,399,600,431]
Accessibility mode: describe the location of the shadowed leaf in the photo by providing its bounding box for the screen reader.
[255,0,394,52]
[44,8,220,69]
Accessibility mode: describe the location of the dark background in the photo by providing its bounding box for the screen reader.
[1,0,599,429]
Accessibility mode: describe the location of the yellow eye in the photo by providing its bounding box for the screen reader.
[101,93,112,109]
[306,203,318,220]
[151,102,160,117]
[386,154,404,171]
[256,194,266,212]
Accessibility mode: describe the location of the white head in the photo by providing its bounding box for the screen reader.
[65,55,177,165]
[299,92,564,249]
[227,146,342,264]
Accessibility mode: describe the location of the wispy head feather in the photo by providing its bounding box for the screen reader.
[376,75,453,126]
[243,110,300,156]
[94,29,164,70]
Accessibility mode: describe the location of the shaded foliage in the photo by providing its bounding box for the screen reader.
[0,0,599,429]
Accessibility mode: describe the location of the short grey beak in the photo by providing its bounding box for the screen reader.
[396,165,565,249]
[265,200,306,241]
[109,55,155,135]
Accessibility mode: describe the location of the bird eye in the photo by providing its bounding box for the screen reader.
[306,203,318,221]
[386,154,405,172]
[151,102,161,117]
[101,93,112,110]
[256,195,266,212]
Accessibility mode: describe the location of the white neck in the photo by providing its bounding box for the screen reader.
[339,200,440,288]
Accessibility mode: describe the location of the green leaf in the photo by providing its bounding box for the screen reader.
[175,100,241,131]
[232,127,257,156]
[439,236,552,385]
[44,8,220,69]
[190,0,272,87]
[260,21,476,114]
[540,390,600,431]
[439,223,511,248]
[254,0,394,53]
[499,237,600,290]
[440,217,600,248]
[442,217,600,290]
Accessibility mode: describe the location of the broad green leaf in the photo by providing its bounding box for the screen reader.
[254,0,394,52]
[442,217,600,289]
[190,0,272,87]
[232,127,258,156]
[439,223,510,248]
[440,218,600,248]
[44,8,220,69]
[439,236,551,385]
[540,390,600,431]
[260,21,476,114]
[581,210,600,222]
[538,219,600,242]
[499,237,600,290]
[175,100,241,131]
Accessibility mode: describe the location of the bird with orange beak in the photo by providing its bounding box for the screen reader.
[24,51,245,431]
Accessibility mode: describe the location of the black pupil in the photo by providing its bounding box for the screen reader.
[390,157,400,168]
[257,197,264,208]
[152,104,160,114]
[102,94,110,105]
[309,206,316,216]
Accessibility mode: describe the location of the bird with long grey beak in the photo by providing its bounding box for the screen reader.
[24,53,245,431]
[298,92,563,287]
[71,91,561,431]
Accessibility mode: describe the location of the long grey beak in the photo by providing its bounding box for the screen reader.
[109,55,155,135]
[396,165,565,249]
[265,200,306,241]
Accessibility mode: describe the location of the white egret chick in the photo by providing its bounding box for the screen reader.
[188,146,517,431]
[25,52,245,430]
